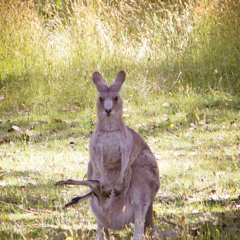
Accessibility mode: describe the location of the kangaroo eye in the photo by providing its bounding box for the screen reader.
[114,97,118,102]
[99,97,104,102]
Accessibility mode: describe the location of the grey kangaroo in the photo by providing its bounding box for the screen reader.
[56,71,160,240]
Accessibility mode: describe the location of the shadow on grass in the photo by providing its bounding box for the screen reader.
[0,170,65,211]
[188,210,240,239]
[0,95,239,144]
[155,194,240,239]
[1,172,239,240]
[0,95,239,239]
[0,118,93,146]
[0,227,134,240]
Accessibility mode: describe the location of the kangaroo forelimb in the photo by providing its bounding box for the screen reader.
[55,179,110,203]
[64,191,95,208]
[55,179,99,188]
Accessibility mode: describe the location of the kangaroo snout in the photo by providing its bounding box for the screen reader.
[104,99,113,116]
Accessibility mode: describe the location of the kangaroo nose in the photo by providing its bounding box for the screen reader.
[105,109,112,115]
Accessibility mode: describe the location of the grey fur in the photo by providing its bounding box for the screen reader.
[89,71,160,240]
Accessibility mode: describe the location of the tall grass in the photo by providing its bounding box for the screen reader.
[0,0,239,116]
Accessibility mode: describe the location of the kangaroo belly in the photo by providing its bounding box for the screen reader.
[89,195,134,230]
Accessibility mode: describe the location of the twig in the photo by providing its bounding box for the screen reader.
[0,200,52,214]
[0,171,8,178]
[167,71,182,92]
[161,217,183,230]
[16,224,27,240]
[192,184,215,194]
[158,183,216,202]
[0,200,36,213]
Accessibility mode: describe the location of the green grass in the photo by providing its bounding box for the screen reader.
[1,92,239,239]
[0,0,240,239]
[0,0,239,116]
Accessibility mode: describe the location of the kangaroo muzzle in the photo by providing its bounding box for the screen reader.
[104,99,113,116]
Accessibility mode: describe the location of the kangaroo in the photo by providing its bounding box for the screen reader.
[56,71,160,240]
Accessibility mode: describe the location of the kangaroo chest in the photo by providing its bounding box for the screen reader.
[95,131,126,169]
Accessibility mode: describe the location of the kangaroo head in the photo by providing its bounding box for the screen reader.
[92,71,126,118]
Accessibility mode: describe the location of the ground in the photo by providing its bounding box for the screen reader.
[0,93,239,239]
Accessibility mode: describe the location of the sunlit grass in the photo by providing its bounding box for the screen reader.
[1,91,239,239]
[0,0,240,239]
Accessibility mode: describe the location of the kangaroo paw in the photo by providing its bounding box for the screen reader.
[55,179,75,186]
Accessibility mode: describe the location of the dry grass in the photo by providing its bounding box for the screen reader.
[0,0,239,116]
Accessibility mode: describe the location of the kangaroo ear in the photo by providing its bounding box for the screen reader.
[110,71,126,92]
[92,72,108,92]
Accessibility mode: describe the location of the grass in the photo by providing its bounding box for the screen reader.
[0,91,239,239]
[0,0,240,239]
[0,0,239,115]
